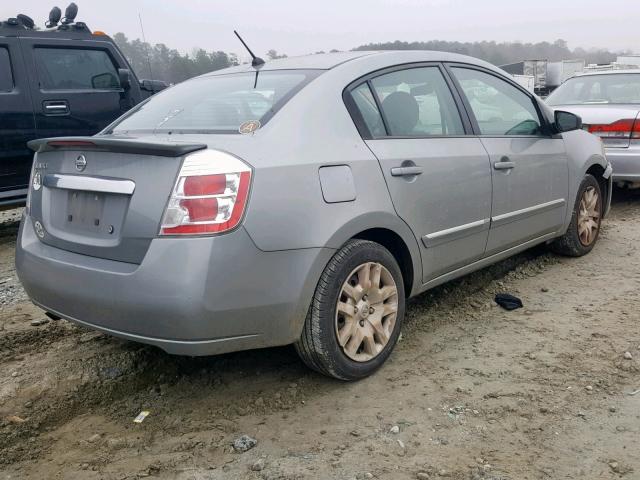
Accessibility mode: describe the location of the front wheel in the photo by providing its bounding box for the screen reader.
[550,174,603,257]
[295,239,405,381]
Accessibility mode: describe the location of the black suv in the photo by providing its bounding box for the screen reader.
[0,6,165,208]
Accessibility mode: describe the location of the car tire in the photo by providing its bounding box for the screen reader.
[549,174,603,257]
[295,239,405,381]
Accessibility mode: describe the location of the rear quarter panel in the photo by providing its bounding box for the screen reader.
[219,65,424,294]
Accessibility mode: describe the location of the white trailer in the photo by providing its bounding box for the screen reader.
[500,60,548,93]
[616,55,640,67]
[511,74,535,93]
[546,60,585,88]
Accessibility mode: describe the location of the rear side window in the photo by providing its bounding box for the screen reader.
[351,83,386,137]
[369,67,465,137]
[451,67,542,136]
[35,48,120,91]
[0,47,13,91]
[111,70,319,134]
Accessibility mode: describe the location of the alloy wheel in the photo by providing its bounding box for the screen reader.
[335,262,399,362]
[577,186,601,246]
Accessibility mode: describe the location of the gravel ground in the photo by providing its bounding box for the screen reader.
[0,191,639,480]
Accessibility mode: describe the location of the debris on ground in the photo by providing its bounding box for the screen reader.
[29,318,49,327]
[133,411,150,423]
[250,458,266,471]
[6,415,26,424]
[494,293,523,311]
[233,435,257,453]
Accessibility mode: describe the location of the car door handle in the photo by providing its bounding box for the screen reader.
[493,158,515,170]
[391,166,423,177]
[43,100,70,116]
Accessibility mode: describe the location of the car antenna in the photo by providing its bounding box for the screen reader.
[234,30,265,68]
[138,12,155,83]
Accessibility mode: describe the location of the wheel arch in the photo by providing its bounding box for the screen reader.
[325,211,422,297]
[585,161,611,218]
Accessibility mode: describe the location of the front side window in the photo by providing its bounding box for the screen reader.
[111,70,318,134]
[35,48,120,90]
[451,67,542,136]
[369,67,465,136]
[547,74,640,105]
[0,47,13,91]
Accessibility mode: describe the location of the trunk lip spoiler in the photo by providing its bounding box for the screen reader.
[28,137,208,158]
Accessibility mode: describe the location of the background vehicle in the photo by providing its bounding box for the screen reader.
[16,51,612,381]
[546,70,640,187]
[0,6,166,208]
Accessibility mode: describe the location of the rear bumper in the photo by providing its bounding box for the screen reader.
[605,146,640,182]
[16,217,334,356]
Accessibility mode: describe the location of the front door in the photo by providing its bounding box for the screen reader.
[449,66,569,255]
[347,65,493,282]
[20,38,127,139]
[0,38,35,199]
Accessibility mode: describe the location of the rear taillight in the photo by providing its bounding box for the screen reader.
[588,118,640,140]
[160,150,252,236]
[25,154,38,215]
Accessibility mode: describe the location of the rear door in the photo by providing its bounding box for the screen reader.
[0,37,35,201]
[448,65,569,255]
[346,64,493,282]
[19,38,128,139]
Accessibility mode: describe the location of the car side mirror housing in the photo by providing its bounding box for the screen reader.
[555,110,582,133]
[140,79,169,93]
[118,68,131,90]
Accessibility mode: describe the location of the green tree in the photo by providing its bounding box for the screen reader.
[266,49,288,60]
[112,33,239,84]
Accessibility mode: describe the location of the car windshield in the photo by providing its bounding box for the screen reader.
[110,70,319,134]
[547,73,640,105]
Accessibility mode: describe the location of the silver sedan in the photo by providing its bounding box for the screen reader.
[17,51,611,380]
[546,70,640,186]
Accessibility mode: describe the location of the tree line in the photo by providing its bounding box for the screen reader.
[113,33,623,84]
[353,39,620,66]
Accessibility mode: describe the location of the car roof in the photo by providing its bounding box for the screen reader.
[204,51,376,76]
[0,25,109,41]
[575,69,640,77]
[204,50,499,77]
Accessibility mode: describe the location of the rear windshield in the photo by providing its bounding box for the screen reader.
[110,70,320,134]
[547,73,640,105]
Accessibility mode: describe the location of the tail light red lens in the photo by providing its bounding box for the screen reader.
[588,118,640,139]
[160,150,252,236]
[183,175,227,196]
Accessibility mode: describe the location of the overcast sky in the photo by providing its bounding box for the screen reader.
[5,0,639,58]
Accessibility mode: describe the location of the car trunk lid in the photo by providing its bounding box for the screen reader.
[27,136,207,264]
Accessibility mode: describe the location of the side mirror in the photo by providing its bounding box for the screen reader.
[91,72,119,89]
[555,110,582,133]
[140,79,169,93]
[118,68,131,91]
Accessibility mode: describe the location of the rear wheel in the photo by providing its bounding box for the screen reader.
[550,174,602,257]
[295,239,405,381]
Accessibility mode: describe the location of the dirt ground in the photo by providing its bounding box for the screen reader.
[1,191,639,480]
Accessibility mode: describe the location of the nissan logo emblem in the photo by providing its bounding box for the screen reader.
[75,154,87,172]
